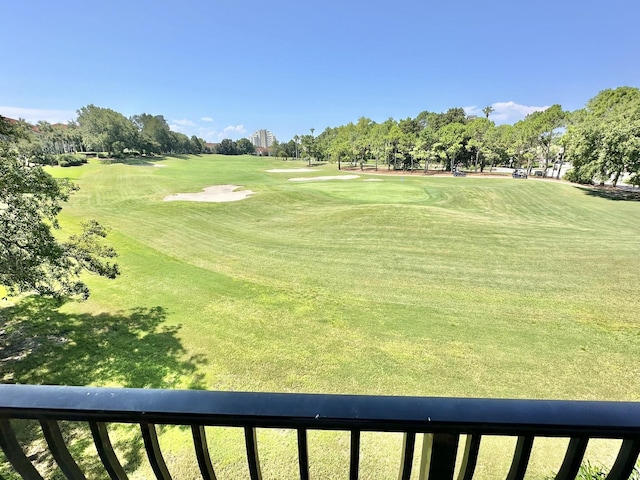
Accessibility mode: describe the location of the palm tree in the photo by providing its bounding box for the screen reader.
[482,106,495,119]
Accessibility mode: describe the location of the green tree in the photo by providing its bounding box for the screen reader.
[169,132,194,154]
[466,117,493,172]
[77,105,138,154]
[235,137,255,155]
[484,124,513,171]
[131,114,172,154]
[293,135,300,159]
[0,117,119,299]
[521,105,566,176]
[216,138,238,155]
[412,126,437,172]
[564,87,640,186]
[430,108,468,131]
[482,106,494,119]
[433,122,468,171]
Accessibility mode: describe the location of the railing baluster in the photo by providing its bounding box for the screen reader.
[89,422,128,480]
[40,419,86,480]
[297,428,309,480]
[505,436,533,480]
[191,426,216,480]
[140,423,172,480]
[606,438,640,480]
[244,427,262,480]
[350,430,361,480]
[457,434,481,480]
[398,432,416,480]
[555,437,588,480]
[0,418,44,480]
[191,425,217,480]
[419,433,459,480]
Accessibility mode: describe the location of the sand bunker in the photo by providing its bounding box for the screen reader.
[267,168,315,173]
[163,185,254,202]
[288,175,360,182]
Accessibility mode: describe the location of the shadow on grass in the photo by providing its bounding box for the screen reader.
[0,296,206,479]
[576,185,640,202]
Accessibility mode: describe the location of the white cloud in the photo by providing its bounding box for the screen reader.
[168,119,247,142]
[464,102,550,124]
[171,118,197,127]
[0,106,76,124]
[218,124,246,139]
[169,118,200,135]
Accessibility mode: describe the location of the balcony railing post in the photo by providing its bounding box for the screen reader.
[40,419,86,480]
[297,429,309,480]
[89,421,128,480]
[191,425,217,480]
[606,438,640,480]
[349,430,361,480]
[140,423,172,480]
[505,436,534,480]
[244,427,262,480]
[419,433,459,480]
[398,432,416,480]
[0,418,45,480]
[457,434,481,480]
[554,437,588,480]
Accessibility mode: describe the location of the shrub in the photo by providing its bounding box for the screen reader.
[564,167,594,185]
[55,153,87,167]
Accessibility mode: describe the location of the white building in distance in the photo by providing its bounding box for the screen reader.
[250,129,276,148]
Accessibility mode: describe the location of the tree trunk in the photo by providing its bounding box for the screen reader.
[612,170,621,187]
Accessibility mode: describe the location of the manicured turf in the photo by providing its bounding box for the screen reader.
[2,155,639,478]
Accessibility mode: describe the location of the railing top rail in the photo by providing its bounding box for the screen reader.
[1,384,640,438]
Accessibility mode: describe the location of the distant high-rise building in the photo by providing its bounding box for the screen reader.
[250,129,276,148]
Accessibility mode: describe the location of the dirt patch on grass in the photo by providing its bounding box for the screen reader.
[163,185,254,202]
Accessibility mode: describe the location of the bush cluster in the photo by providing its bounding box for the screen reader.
[55,153,88,167]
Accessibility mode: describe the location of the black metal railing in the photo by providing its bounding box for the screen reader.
[1,384,639,479]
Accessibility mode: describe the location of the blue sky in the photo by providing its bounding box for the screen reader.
[1,0,638,143]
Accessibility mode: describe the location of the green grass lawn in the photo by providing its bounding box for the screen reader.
[2,155,640,478]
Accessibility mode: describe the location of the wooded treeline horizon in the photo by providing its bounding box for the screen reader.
[3,86,639,186]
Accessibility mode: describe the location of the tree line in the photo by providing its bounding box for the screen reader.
[5,87,640,186]
[271,87,640,186]
[7,104,264,165]
[6,105,221,164]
